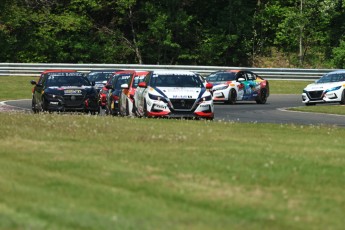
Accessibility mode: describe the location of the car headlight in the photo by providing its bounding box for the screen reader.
[198,95,212,103]
[45,93,60,99]
[149,93,168,103]
[100,89,108,94]
[325,86,341,93]
[215,85,229,91]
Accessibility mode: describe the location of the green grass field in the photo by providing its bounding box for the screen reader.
[0,76,312,100]
[0,113,345,229]
[0,76,345,229]
[289,105,345,115]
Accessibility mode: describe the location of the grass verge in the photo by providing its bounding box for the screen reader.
[0,112,345,229]
[289,105,345,115]
[0,76,36,100]
[0,76,312,101]
[268,80,312,94]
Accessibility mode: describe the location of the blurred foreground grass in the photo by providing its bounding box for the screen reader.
[0,112,344,229]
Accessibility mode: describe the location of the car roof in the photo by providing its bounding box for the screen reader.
[152,70,196,75]
[88,70,120,73]
[42,69,76,74]
[326,70,345,75]
[46,72,84,77]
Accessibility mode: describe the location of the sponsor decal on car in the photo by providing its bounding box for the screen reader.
[64,89,82,95]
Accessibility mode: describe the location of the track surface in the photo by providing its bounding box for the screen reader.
[2,95,345,127]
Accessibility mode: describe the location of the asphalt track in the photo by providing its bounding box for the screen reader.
[2,95,345,127]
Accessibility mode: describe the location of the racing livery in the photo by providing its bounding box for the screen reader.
[86,70,118,93]
[30,70,99,114]
[105,70,134,116]
[302,70,345,106]
[119,71,149,116]
[206,70,269,104]
[133,70,214,119]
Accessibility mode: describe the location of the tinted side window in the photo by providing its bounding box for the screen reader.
[246,73,256,81]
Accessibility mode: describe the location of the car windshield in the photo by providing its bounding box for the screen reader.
[151,74,204,87]
[87,72,113,82]
[132,76,146,88]
[317,73,345,83]
[114,74,132,89]
[206,72,236,82]
[46,74,91,87]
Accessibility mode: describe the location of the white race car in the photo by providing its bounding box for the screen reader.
[302,70,345,106]
[206,70,269,104]
[133,70,214,119]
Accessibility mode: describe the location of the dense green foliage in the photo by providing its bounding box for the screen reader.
[1,0,345,67]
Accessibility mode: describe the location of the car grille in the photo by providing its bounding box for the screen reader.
[170,99,196,110]
[63,95,85,107]
[307,90,323,100]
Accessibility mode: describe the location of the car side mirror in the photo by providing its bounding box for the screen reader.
[138,82,147,88]
[237,77,245,82]
[121,83,129,89]
[206,83,213,89]
[105,84,113,90]
[30,80,37,85]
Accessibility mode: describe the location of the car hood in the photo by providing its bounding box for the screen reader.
[304,82,344,91]
[153,87,205,99]
[45,86,94,95]
[94,81,107,89]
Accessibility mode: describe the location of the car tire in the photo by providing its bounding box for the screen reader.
[256,88,268,104]
[143,99,149,118]
[32,98,39,113]
[340,90,345,105]
[226,89,237,104]
[41,97,48,112]
[126,99,130,116]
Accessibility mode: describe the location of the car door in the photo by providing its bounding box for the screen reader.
[33,74,46,106]
[135,73,150,114]
[245,72,259,98]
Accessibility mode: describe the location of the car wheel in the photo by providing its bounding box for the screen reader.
[132,100,137,116]
[143,99,149,117]
[41,97,48,112]
[126,99,130,116]
[340,90,345,105]
[256,88,268,104]
[226,89,237,104]
[32,98,39,113]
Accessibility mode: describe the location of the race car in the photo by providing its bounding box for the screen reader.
[30,70,100,114]
[119,71,149,116]
[205,70,269,104]
[105,70,134,116]
[133,70,214,119]
[86,70,119,93]
[302,70,345,106]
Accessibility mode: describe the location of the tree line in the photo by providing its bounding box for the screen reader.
[1,0,345,68]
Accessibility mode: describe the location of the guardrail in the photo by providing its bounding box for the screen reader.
[0,63,338,80]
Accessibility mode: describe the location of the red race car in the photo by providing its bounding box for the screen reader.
[119,71,149,116]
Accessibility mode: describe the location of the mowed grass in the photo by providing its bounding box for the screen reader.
[0,76,311,101]
[290,105,345,115]
[1,112,345,229]
[0,76,36,100]
[268,80,312,94]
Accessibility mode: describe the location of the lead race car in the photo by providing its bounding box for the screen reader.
[302,70,345,106]
[206,70,269,104]
[133,70,214,119]
[30,70,100,114]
